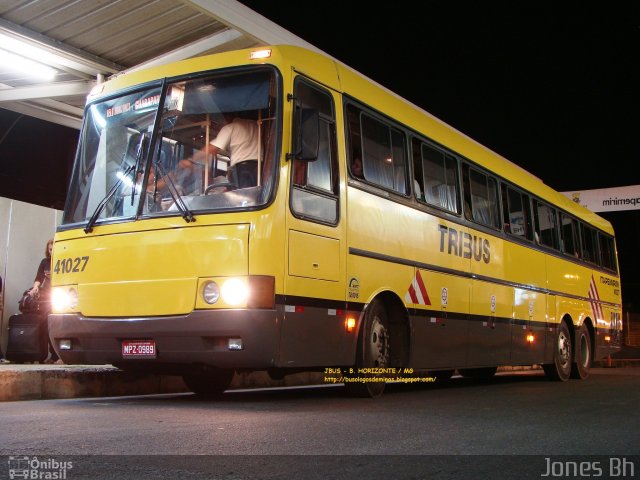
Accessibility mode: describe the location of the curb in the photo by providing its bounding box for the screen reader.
[0,366,188,401]
[0,365,327,402]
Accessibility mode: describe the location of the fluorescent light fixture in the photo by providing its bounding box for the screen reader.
[0,48,57,80]
[0,33,61,64]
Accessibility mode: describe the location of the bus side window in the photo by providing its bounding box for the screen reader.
[501,184,533,241]
[580,223,599,264]
[534,201,560,250]
[600,233,616,271]
[463,164,500,229]
[416,140,459,213]
[560,213,580,258]
[521,193,534,241]
[355,110,408,195]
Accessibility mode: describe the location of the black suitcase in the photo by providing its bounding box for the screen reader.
[5,313,49,363]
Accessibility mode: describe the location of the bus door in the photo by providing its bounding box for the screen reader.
[280,75,347,367]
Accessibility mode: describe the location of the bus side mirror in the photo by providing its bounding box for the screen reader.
[294,107,319,161]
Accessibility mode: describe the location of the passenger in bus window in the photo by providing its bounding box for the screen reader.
[351,155,364,179]
[210,116,260,188]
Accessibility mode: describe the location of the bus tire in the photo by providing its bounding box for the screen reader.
[570,324,591,380]
[344,299,390,398]
[543,321,572,382]
[458,367,497,379]
[182,368,234,397]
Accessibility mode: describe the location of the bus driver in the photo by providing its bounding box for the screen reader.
[209,116,260,188]
[147,115,260,201]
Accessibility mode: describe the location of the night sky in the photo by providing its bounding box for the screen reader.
[2,3,637,201]
[239,1,639,192]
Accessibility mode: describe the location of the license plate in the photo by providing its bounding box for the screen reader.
[122,340,156,359]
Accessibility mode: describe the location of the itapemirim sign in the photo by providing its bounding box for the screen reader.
[562,185,640,213]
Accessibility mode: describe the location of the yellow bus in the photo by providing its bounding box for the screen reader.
[50,45,622,397]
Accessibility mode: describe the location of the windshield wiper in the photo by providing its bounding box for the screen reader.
[84,133,149,234]
[130,133,147,206]
[154,160,195,223]
[83,163,136,234]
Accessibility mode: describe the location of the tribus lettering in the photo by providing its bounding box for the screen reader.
[438,225,490,263]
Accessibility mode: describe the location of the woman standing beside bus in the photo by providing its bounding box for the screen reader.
[27,238,58,362]
[28,238,53,299]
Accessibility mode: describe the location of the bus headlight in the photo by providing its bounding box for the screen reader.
[202,281,220,304]
[221,278,249,306]
[197,276,274,309]
[51,286,78,313]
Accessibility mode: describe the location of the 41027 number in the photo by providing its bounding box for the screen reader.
[54,256,89,274]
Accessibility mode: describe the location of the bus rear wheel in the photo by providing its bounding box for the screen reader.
[543,321,572,381]
[344,299,390,398]
[570,325,591,380]
[182,368,234,397]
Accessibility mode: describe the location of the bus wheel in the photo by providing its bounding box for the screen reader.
[570,325,592,380]
[345,299,390,398]
[182,368,234,397]
[543,322,572,381]
[458,367,497,379]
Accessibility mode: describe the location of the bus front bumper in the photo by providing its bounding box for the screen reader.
[48,309,280,371]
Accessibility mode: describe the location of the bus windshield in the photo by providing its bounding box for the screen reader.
[62,67,279,227]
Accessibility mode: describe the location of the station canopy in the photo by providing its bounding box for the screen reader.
[0,0,320,130]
